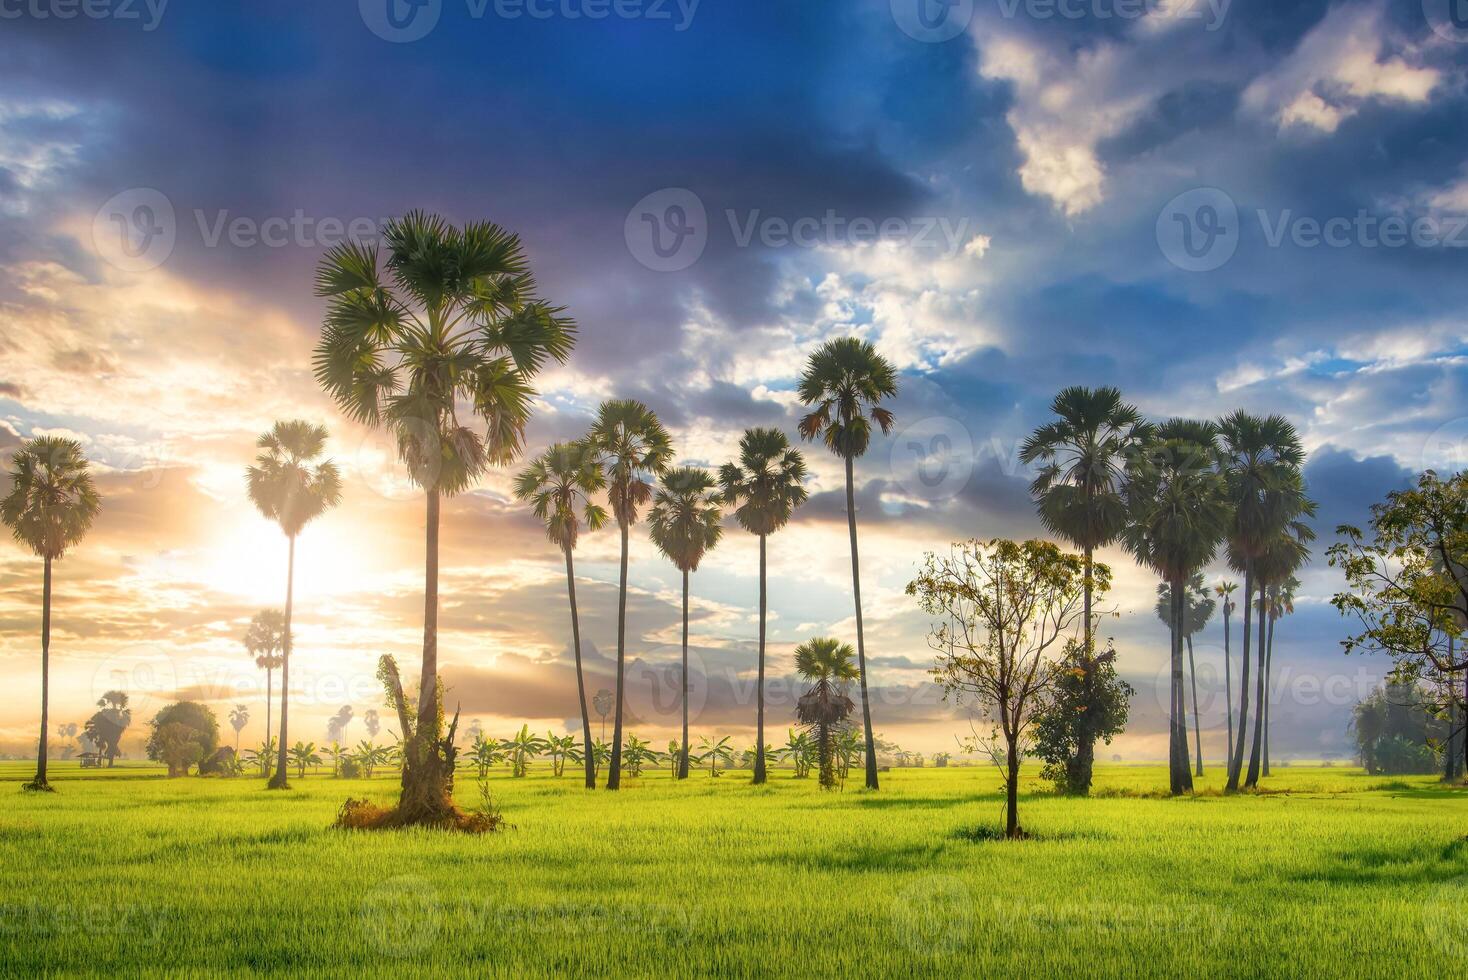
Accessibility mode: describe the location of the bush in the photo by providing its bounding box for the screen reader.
[1374,735,1439,775]
[146,702,220,777]
[198,746,239,776]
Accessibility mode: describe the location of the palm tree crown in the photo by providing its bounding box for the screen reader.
[246,421,342,537]
[514,441,608,551]
[314,211,575,494]
[648,467,723,573]
[243,609,288,670]
[1217,411,1309,562]
[588,400,674,526]
[1122,419,1231,583]
[794,637,859,687]
[1,437,101,559]
[796,337,897,458]
[1020,386,1148,553]
[718,429,809,535]
[1155,573,1217,637]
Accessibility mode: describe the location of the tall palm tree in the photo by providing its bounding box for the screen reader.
[794,637,858,790]
[1,437,100,791]
[1262,574,1299,777]
[797,337,895,791]
[314,212,573,822]
[1155,573,1215,776]
[1217,412,1307,793]
[1214,580,1238,758]
[246,420,342,790]
[719,428,809,785]
[587,400,673,791]
[647,466,723,780]
[242,609,286,768]
[514,441,607,790]
[1020,385,1148,794]
[1245,514,1313,788]
[229,704,250,751]
[1122,420,1230,795]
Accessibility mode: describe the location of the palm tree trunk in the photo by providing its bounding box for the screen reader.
[1171,583,1193,794]
[1263,607,1276,777]
[1223,601,1233,771]
[269,535,296,789]
[754,534,768,785]
[1188,635,1203,776]
[30,556,52,790]
[679,567,690,781]
[1227,564,1254,792]
[608,519,629,791]
[264,669,273,777]
[1245,582,1267,788]
[817,718,833,789]
[1075,546,1096,795]
[564,546,595,790]
[845,455,878,790]
[398,487,453,821]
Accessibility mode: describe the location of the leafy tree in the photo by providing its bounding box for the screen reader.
[314,211,574,825]
[1032,639,1133,793]
[1123,420,1229,795]
[910,539,1090,838]
[1020,386,1148,794]
[794,638,857,789]
[798,337,896,791]
[515,442,607,789]
[1155,573,1215,775]
[648,466,722,780]
[242,609,287,767]
[146,702,220,778]
[1,436,101,791]
[1218,412,1309,792]
[247,420,342,790]
[587,400,673,791]
[84,691,131,768]
[932,751,951,768]
[719,428,808,785]
[1351,682,1446,774]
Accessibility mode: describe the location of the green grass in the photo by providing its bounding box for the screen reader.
[1,761,1463,977]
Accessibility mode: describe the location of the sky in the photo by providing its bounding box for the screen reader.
[1,0,1466,764]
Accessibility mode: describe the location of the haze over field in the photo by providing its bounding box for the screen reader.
[3,0,1467,758]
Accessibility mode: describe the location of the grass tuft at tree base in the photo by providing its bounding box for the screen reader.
[333,796,503,834]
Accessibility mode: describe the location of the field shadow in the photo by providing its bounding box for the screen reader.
[763,842,945,873]
[1288,837,1468,888]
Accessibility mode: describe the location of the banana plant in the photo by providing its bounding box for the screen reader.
[783,728,814,778]
[289,741,321,779]
[502,725,550,778]
[545,732,578,777]
[466,733,506,779]
[694,735,734,777]
[622,734,664,778]
[243,737,278,777]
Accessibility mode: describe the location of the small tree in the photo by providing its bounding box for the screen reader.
[909,539,1089,838]
[84,691,132,767]
[146,702,220,778]
[1031,639,1133,794]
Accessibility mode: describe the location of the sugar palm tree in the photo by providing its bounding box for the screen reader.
[314,212,574,823]
[719,428,808,785]
[228,704,250,751]
[515,441,607,789]
[1245,513,1313,788]
[246,420,342,790]
[797,337,896,791]
[1217,412,1307,793]
[1262,574,1300,777]
[1,437,101,791]
[1155,573,1215,776]
[1214,580,1238,757]
[648,466,723,780]
[587,399,673,791]
[242,609,286,767]
[794,637,858,790]
[1020,385,1148,794]
[1122,420,1230,796]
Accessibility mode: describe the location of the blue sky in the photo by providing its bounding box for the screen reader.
[0,0,1465,760]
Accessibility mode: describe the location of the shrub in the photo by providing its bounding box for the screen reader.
[146,702,220,777]
[1374,735,1438,775]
